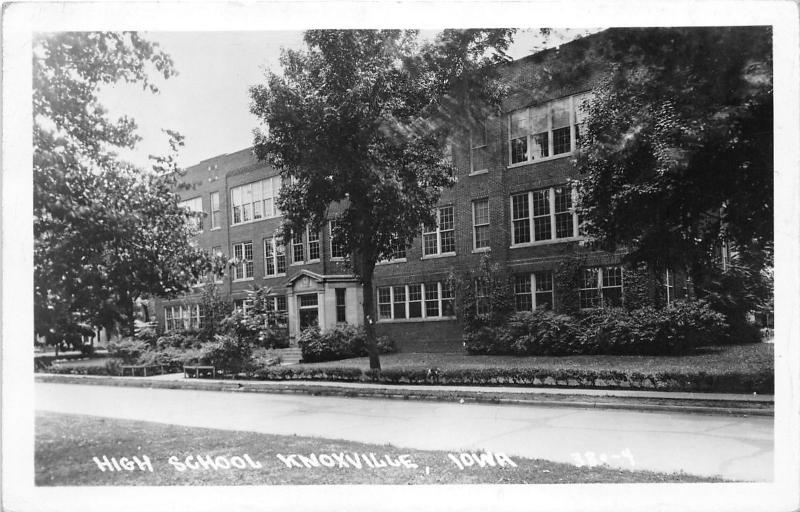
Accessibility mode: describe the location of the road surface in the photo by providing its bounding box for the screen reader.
[35,382,773,481]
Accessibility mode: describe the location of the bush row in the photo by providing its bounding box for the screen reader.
[251,365,772,394]
[298,325,396,363]
[464,300,726,356]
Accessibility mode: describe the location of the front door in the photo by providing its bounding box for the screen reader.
[298,293,319,330]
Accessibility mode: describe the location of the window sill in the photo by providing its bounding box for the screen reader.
[230,215,282,228]
[263,274,287,279]
[510,236,582,249]
[421,252,456,260]
[376,316,457,324]
[469,169,489,176]
[472,247,491,254]
[507,152,573,169]
[210,227,222,232]
[232,277,255,283]
[330,257,347,262]
[377,258,407,266]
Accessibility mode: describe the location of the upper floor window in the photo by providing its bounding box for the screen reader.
[264,237,287,277]
[508,92,590,166]
[230,176,281,225]
[472,198,490,251]
[179,197,203,232]
[579,266,623,309]
[510,186,578,246]
[232,241,254,280]
[329,221,347,260]
[470,120,488,174]
[423,206,455,257]
[291,227,321,264]
[210,192,220,229]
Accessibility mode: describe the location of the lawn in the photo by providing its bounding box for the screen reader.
[296,343,773,376]
[36,412,722,485]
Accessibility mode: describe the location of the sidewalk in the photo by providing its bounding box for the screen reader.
[35,372,774,416]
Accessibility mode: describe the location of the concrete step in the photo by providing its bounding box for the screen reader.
[273,347,303,365]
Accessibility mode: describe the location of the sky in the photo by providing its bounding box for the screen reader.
[98,29,600,169]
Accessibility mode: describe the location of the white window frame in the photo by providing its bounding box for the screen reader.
[232,241,254,281]
[230,176,282,226]
[422,206,456,258]
[307,228,321,262]
[472,198,490,252]
[164,304,202,331]
[469,120,489,175]
[665,269,675,304]
[290,227,321,265]
[509,186,580,247]
[210,192,220,230]
[514,271,554,311]
[376,282,455,322]
[263,237,286,277]
[579,266,623,309]
[507,92,591,168]
[329,221,347,260]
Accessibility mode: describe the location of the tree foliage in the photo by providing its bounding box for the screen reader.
[33,32,219,341]
[249,29,515,368]
[573,27,773,289]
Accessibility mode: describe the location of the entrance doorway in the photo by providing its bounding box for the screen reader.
[298,293,319,330]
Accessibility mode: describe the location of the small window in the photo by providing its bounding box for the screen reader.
[472,199,490,250]
[179,197,203,233]
[330,221,347,259]
[210,192,220,229]
[335,288,347,323]
[470,120,489,173]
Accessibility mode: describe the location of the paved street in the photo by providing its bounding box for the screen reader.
[36,382,773,481]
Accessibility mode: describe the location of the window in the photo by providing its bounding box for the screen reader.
[508,93,591,165]
[234,298,252,314]
[264,237,286,276]
[377,282,455,321]
[179,197,203,232]
[330,221,347,259]
[230,176,281,225]
[510,186,578,245]
[472,199,490,250]
[335,288,347,323]
[580,266,623,309]
[423,206,455,257]
[164,305,202,331]
[298,293,319,330]
[514,271,554,311]
[291,227,320,264]
[232,242,253,280]
[470,120,488,174]
[211,246,224,282]
[379,238,407,263]
[475,280,490,316]
[266,295,288,328]
[210,192,220,229]
[665,269,675,304]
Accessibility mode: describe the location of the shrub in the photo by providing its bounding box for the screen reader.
[298,325,395,363]
[199,334,252,375]
[105,358,122,376]
[107,338,150,364]
[137,346,203,371]
[155,331,203,350]
[504,310,580,355]
[463,326,510,355]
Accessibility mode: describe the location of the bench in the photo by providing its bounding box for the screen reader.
[120,364,164,377]
[183,365,216,379]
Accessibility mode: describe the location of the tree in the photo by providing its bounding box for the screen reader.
[33,32,219,342]
[250,29,515,369]
[572,27,773,301]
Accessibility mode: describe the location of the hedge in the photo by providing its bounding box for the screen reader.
[298,325,396,363]
[251,365,772,394]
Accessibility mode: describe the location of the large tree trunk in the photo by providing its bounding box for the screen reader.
[359,258,381,371]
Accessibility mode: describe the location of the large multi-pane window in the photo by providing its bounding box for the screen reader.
[210,192,220,229]
[291,227,321,264]
[508,92,591,165]
[232,242,254,280]
[265,295,288,328]
[579,266,623,309]
[470,120,488,174]
[264,237,286,276]
[423,206,455,257]
[230,176,281,225]
[472,199,490,251]
[179,197,203,232]
[377,282,454,321]
[511,186,578,245]
[514,271,554,311]
[164,304,203,331]
[329,221,347,259]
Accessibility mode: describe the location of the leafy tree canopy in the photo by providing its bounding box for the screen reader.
[34,32,219,341]
[250,29,515,368]
[572,27,773,288]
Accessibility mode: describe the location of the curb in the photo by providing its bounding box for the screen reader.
[36,374,774,416]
